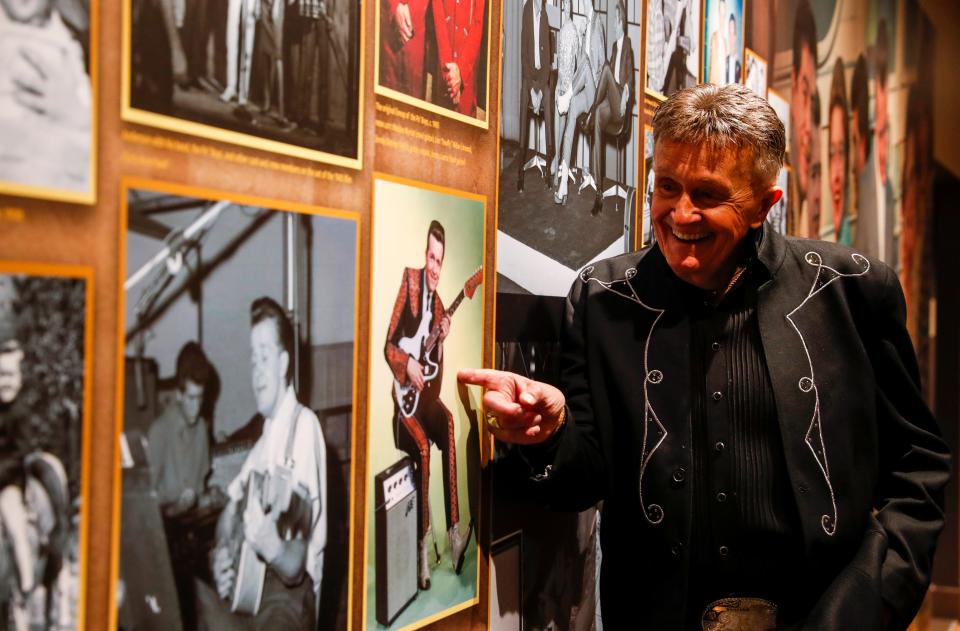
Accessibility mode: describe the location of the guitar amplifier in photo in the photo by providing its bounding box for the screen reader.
[375,457,418,626]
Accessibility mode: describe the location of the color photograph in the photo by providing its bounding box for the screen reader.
[375,0,491,127]
[0,0,95,203]
[645,0,702,100]
[365,175,484,630]
[743,47,765,96]
[703,0,743,86]
[122,0,363,168]
[114,181,359,631]
[0,262,93,631]
[497,0,639,298]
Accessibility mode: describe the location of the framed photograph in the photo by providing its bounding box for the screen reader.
[497,0,639,298]
[702,0,744,86]
[375,0,492,128]
[122,0,364,169]
[0,261,93,630]
[0,0,97,203]
[641,123,656,248]
[767,86,790,153]
[365,174,484,629]
[113,179,360,630]
[743,47,766,96]
[489,531,522,631]
[767,164,790,235]
[645,0,702,100]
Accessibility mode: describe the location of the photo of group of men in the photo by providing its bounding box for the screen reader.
[376,0,490,124]
[116,185,358,631]
[125,0,362,166]
[0,267,90,631]
[496,0,640,299]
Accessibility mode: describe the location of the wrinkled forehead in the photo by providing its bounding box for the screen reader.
[653,139,752,179]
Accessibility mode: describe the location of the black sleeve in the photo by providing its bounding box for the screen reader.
[870,263,951,628]
[517,277,607,512]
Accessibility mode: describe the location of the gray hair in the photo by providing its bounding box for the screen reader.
[652,84,786,186]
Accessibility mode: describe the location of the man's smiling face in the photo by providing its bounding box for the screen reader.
[651,139,780,290]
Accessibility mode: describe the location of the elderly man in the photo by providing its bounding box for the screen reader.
[461,84,949,629]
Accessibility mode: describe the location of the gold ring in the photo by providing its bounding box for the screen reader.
[485,411,501,430]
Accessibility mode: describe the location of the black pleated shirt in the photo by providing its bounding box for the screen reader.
[679,260,806,629]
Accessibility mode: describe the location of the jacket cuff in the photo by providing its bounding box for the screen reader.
[516,406,570,481]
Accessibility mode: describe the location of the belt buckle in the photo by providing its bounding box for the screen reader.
[701,597,777,631]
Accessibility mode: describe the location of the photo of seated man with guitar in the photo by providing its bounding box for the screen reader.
[199,297,327,630]
[384,220,481,591]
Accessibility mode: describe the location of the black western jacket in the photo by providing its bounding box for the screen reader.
[528,226,950,630]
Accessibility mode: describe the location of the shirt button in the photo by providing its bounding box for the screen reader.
[716,491,727,503]
[718,545,730,557]
[671,467,686,483]
[712,391,723,401]
[714,441,726,453]
[711,342,721,351]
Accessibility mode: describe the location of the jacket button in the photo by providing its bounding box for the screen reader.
[716,491,727,503]
[718,545,730,557]
[671,541,684,556]
[712,391,723,401]
[711,341,721,351]
[672,467,686,483]
[714,441,726,453]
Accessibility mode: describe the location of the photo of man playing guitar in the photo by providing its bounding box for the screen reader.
[197,297,327,630]
[384,220,476,591]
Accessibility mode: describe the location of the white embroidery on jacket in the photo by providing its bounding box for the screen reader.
[787,251,870,535]
[581,265,667,525]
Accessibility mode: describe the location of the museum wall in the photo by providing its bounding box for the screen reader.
[0,0,955,629]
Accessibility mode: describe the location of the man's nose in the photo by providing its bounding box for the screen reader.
[673,194,699,224]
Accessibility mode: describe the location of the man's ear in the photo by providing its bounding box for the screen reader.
[751,186,783,228]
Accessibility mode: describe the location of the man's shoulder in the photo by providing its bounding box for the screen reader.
[779,235,896,296]
[581,246,654,279]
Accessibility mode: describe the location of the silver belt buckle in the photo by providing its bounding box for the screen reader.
[701,597,778,631]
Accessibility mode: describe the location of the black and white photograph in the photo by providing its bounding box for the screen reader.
[497,0,639,298]
[0,262,92,631]
[115,182,358,631]
[743,47,766,96]
[375,0,490,127]
[123,0,363,168]
[489,339,602,631]
[641,122,656,248]
[0,0,95,203]
[644,0,702,100]
[703,0,743,86]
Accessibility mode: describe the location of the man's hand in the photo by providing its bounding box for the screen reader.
[406,356,425,392]
[457,368,566,445]
[393,2,414,43]
[175,488,197,513]
[243,498,283,565]
[12,45,90,130]
[444,62,462,102]
[619,85,629,118]
[212,546,236,599]
[439,315,451,341]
